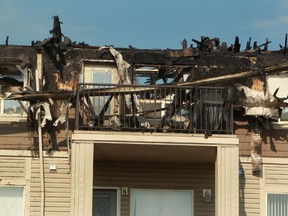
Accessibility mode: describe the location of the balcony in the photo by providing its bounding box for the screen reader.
[75,83,233,134]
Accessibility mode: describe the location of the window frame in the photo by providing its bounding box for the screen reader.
[0,98,27,120]
[93,186,121,216]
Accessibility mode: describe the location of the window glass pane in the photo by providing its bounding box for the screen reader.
[3,100,25,115]
[91,69,112,115]
[92,69,112,84]
[131,190,193,216]
[267,194,288,216]
[0,187,23,216]
[93,189,117,216]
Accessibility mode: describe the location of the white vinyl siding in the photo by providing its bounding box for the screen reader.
[30,156,71,215]
[131,189,194,216]
[0,187,24,216]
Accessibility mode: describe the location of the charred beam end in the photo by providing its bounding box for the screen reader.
[5,36,9,46]
[245,37,252,51]
[50,16,63,43]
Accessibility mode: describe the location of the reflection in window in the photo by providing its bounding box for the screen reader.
[267,193,288,216]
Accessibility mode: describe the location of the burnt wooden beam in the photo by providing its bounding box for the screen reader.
[176,63,288,86]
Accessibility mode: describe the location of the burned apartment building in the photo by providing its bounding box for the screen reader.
[0,17,288,216]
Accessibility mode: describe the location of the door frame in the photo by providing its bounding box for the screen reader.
[93,186,121,216]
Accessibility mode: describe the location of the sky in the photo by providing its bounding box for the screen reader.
[1,0,288,50]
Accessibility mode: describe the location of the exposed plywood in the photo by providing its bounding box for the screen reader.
[94,161,215,216]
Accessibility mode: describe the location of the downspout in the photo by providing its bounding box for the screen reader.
[36,49,45,216]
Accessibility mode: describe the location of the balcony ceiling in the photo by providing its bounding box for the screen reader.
[94,143,216,164]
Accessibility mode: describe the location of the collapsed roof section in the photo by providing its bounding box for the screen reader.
[0,16,287,122]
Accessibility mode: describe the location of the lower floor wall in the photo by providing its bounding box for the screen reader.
[239,159,260,216]
[0,150,71,216]
[2,150,287,216]
[93,161,215,216]
[240,157,288,216]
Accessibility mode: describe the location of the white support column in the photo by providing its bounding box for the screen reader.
[216,145,239,216]
[71,142,94,216]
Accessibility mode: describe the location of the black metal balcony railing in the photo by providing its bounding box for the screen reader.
[75,83,233,134]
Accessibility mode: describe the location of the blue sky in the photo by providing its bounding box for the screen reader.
[1,0,288,50]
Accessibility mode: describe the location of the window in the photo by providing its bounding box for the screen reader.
[0,187,24,216]
[93,189,118,216]
[131,189,194,216]
[82,62,120,126]
[0,99,26,116]
[0,74,26,117]
[267,193,288,216]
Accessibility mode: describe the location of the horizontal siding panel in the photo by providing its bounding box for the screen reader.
[31,163,70,169]
[0,139,30,144]
[1,167,25,172]
[0,158,26,179]
[31,169,70,175]
[263,151,288,157]
[30,201,71,207]
[30,213,70,216]
[262,144,288,152]
[30,197,70,203]
[0,122,31,150]
[265,165,288,187]
[30,207,70,212]
[0,144,31,150]
[30,156,71,215]
[0,162,26,168]
[240,162,260,216]
[30,192,71,198]
[31,178,70,184]
[30,187,71,193]
[235,124,251,157]
[31,183,71,188]
[0,172,25,177]
[237,124,288,158]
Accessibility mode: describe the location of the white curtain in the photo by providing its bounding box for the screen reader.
[131,190,193,216]
[0,187,23,216]
[268,194,288,216]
